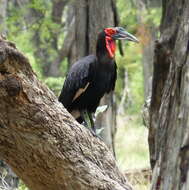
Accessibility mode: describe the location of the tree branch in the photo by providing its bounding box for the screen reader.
[0,37,132,190]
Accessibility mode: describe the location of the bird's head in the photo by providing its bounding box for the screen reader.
[103,27,139,58]
[104,27,139,42]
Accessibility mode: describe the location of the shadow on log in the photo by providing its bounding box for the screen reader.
[0,37,132,190]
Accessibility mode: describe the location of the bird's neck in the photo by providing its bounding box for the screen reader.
[96,32,116,62]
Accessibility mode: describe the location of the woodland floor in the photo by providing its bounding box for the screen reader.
[115,115,151,190]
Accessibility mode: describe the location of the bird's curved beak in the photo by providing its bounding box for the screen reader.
[112,27,139,43]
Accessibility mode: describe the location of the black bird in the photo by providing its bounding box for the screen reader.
[59,27,138,132]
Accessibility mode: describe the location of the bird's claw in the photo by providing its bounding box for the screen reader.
[83,124,103,140]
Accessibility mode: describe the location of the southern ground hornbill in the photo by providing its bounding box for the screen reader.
[59,27,138,133]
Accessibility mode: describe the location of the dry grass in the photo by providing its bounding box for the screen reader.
[115,115,151,189]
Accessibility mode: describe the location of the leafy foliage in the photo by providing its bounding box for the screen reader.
[18,181,29,190]
[115,0,161,114]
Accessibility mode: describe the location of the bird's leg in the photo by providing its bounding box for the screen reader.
[87,112,103,140]
[81,110,91,128]
[80,110,98,137]
[87,112,96,133]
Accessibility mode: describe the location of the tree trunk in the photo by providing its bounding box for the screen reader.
[95,92,117,155]
[0,2,19,188]
[149,0,189,189]
[118,69,130,115]
[0,37,132,190]
[18,0,68,77]
[147,0,161,7]
[65,0,119,153]
[46,0,68,77]
[0,0,7,34]
[88,0,118,154]
[134,0,161,99]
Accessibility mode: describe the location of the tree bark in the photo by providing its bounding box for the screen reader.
[118,69,130,115]
[0,38,132,190]
[18,0,68,77]
[0,2,19,188]
[134,0,161,99]
[149,0,189,189]
[46,0,68,77]
[87,0,118,154]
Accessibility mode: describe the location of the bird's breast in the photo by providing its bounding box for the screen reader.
[70,62,116,113]
[90,63,115,93]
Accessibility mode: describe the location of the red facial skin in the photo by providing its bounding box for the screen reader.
[104,28,117,58]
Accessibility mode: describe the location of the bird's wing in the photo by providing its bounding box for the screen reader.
[58,55,97,110]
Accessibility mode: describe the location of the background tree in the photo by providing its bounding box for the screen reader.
[62,0,120,153]
[149,0,189,189]
[133,0,161,98]
[6,0,68,77]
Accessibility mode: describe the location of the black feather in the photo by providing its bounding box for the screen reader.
[59,30,117,120]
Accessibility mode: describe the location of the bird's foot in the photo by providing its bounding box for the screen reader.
[96,127,104,136]
[81,110,103,140]
[83,124,103,140]
[91,127,104,141]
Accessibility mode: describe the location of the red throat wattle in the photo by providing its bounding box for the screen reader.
[105,36,116,58]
